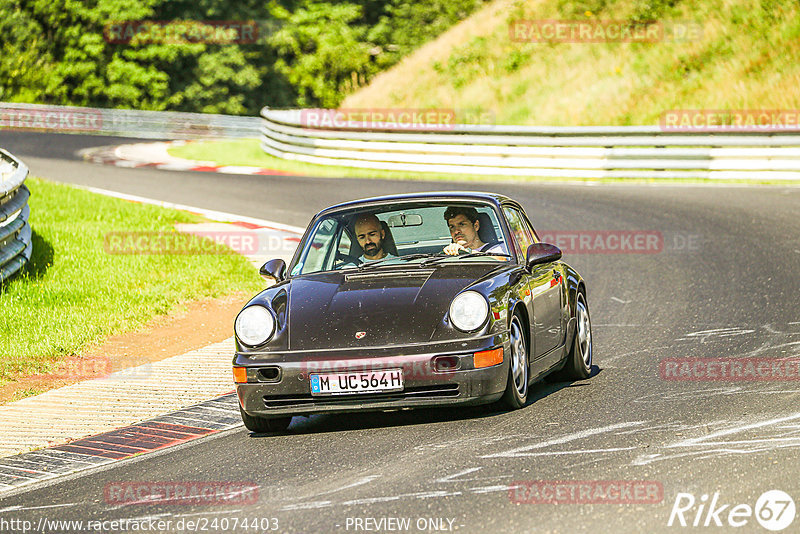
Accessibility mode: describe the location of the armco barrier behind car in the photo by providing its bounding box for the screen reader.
[0,149,32,283]
[260,107,800,180]
[0,102,261,140]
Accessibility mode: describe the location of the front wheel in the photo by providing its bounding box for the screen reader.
[239,406,292,433]
[500,313,529,410]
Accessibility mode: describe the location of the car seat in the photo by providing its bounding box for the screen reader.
[477,212,499,245]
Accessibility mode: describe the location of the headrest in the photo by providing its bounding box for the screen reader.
[477,212,498,244]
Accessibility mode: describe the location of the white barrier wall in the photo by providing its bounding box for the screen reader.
[260,108,800,180]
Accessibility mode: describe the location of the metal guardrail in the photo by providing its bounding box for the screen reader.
[0,149,32,283]
[0,102,261,140]
[260,108,800,180]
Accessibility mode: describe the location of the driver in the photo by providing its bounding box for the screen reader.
[354,214,397,262]
[443,206,503,255]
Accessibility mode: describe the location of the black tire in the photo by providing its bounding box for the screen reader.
[550,291,592,381]
[239,406,292,433]
[500,312,529,410]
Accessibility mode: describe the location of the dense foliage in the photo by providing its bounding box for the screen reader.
[0,0,486,114]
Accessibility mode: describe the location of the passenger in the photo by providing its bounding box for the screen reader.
[354,214,397,262]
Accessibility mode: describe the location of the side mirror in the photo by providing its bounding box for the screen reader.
[260,258,286,283]
[525,243,562,269]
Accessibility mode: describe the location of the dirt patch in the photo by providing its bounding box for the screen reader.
[0,292,252,405]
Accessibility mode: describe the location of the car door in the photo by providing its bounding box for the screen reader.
[500,205,536,360]
[504,206,563,359]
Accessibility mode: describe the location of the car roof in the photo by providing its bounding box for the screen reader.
[316,191,516,217]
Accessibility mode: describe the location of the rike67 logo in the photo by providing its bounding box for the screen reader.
[668,490,796,531]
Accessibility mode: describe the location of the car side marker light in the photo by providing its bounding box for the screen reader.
[233,367,248,384]
[474,347,504,368]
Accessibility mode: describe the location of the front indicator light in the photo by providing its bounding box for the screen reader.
[233,367,248,384]
[474,347,503,368]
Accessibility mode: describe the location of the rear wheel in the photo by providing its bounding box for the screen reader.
[239,406,292,433]
[500,313,529,409]
[551,291,592,381]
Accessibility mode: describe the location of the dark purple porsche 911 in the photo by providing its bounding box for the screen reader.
[233,192,593,432]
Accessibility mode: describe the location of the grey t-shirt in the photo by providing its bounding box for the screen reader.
[358,252,397,263]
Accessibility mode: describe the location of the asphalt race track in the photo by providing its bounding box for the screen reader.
[2,132,800,533]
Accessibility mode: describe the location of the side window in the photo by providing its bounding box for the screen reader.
[503,207,535,262]
[519,211,539,244]
[295,218,337,274]
[337,228,352,256]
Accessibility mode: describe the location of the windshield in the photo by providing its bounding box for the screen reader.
[289,201,511,276]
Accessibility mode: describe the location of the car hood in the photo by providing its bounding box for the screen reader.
[286,264,500,350]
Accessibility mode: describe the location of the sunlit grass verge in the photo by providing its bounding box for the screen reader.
[343,0,800,127]
[169,138,800,186]
[0,177,262,386]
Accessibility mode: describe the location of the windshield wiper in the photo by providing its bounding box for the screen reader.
[357,253,440,270]
[420,251,512,266]
[460,251,512,258]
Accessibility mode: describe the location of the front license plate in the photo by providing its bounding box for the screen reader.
[310,369,404,396]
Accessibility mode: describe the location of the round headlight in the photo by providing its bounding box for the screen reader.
[449,291,489,332]
[235,306,275,346]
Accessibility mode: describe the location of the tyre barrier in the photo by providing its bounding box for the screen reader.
[0,149,32,283]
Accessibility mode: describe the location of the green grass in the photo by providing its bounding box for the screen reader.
[169,138,800,186]
[343,0,800,126]
[0,178,262,386]
[9,388,43,402]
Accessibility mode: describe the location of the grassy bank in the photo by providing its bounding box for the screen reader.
[342,0,800,126]
[0,178,261,387]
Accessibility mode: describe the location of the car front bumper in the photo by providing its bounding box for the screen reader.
[234,333,510,418]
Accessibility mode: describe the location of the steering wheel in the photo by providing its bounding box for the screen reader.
[334,251,361,269]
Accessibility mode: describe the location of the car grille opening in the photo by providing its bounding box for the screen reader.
[257,366,281,382]
[258,367,281,382]
[263,384,460,409]
[433,355,461,372]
